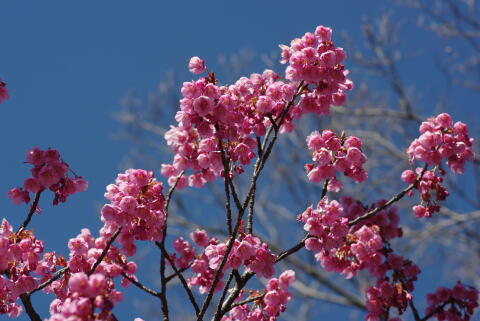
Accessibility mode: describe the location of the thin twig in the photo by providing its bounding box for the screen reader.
[229,293,265,309]
[29,267,69,295]
[409,300,422,321]
[276,234,309,263]
[217,138,234,234]
[89,227,122,275]
[215,271,235,318]
[165,262,192,282]
[16,191,42,236]
[157,242,200,315]
[321,179,330,199]
[159,171,184,321]
[122,272,161,298]
[349,164,428,226]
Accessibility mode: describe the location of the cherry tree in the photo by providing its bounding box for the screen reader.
[2,25,479,321]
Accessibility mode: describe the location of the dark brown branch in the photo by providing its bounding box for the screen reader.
[409,299,422,321]
[89,227,121,275]
[29,266,69,295]
[215,271,235,318]
[20,294,41,321]
[159,171,184,321]
[16,191,42,236]
[122,272,161,298]
[420,299,452,321]
[217,137,234,234]
[165,262,192,282]
[276,235,309,263]
[349,164,428,226]
[229,293,265,309]
[321,179,330,199]
[157,242,200,315]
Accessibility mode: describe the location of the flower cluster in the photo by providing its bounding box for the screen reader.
[44,228,135,321]
[47,272,123,321]
[205,233,276,279]
[280,25,353,111]
[341,197,403,240]
[101,169,166,256]
[162,26,353,189]
[365,254,421,321]
[425,283,479,321]
[298,198,383,278]
[222,270,296,321]
[171,236,196,269]
[402,168,448,218]
[186,230,223,294]
[305,131,368,188]
[0,219,56,317]
[298,197,425,321]
[0,78,9,104]
[8,148,87,206]
[407,113,474,173]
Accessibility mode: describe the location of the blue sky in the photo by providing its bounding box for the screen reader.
[1,1,477,320]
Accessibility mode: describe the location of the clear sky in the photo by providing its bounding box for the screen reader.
[0,1,477,320]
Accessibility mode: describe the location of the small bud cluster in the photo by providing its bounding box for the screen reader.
[305,131,367,189]
[8,148,87,206]
[222,270,296,321]
[425,283,479,321]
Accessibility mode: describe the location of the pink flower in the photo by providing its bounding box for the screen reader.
[8,187,30,205]
[69,272,89,295]
[188,56,206,74]
[193,96,214,116]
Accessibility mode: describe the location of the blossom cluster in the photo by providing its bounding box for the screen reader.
[402,168,448,218]
[425,283,479,321]
[341,197,403,240]
[169,229,223,294]
[222,270,296,321]
[297,197,425,321]
[101,169,166,256]
[305,130,367,189]
[47,272,123,321]
[0,78,8,104]
[44,228,136,320]
[0,219,58,317]
[8,148,87,206]
[298,198,382,278]
[162,25,353,189]
[365,254,421,321]
[205,233,277,279]
[407,113,474,173]
[280,25,353,109]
